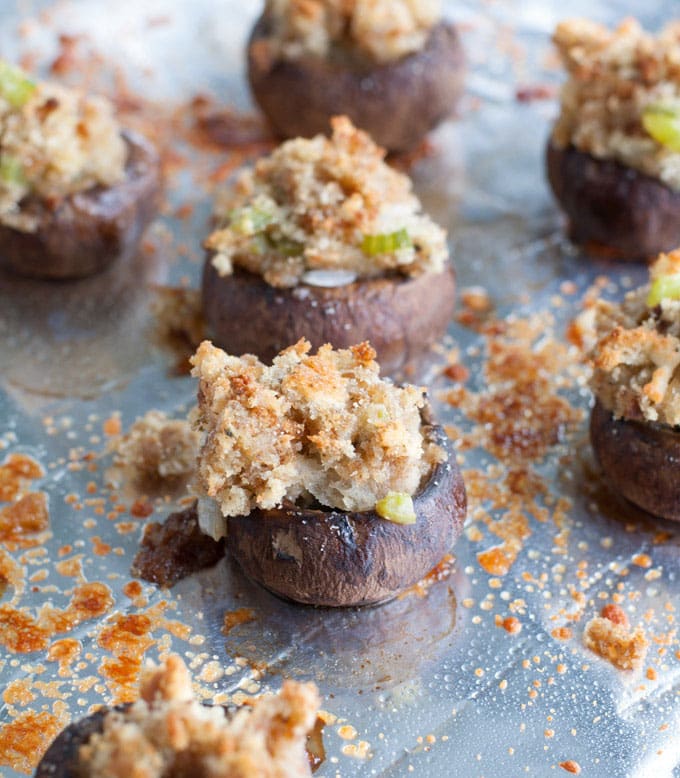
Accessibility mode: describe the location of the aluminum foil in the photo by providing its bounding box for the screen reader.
[1,1,679,776]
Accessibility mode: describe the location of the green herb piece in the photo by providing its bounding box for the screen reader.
[0,155,25,185]
[647,274,680,306]
[375,492,416,525]
[361,228,412,256]
[0,61,36,108]
[270,236,303,257]
[642,103,680,153]
[228,205,274,236]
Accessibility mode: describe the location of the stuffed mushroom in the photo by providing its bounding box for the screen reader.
[191,338,467,607]
[547,19,680,260]
[0,61,160,280]
[247,0,464,153]
[36,655,320,778]
[202,116,456,378]
[585,249,680,520]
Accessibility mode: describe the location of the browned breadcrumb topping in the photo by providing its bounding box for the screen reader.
[582,615,649,670]
[78,655,319,778]
[264,0,441,64]
[113,411,199,481]
[552,18,680,189]
[191,339,445,531]
[584,250,680,425]
[206,116,448,288]
[0,65,126,231]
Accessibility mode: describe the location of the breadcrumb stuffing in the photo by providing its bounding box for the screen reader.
[552,18,680,189]
[264,0,441,64]
[582,616,649,671]
[78,655,319,778]
[585,250,680,425]
[206,116,448,288]
[113,411,199,481]
[0,64,126,231]
[191,339,445,530]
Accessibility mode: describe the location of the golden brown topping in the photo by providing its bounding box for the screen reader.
[206,116,447,288]
[79,655,320,778]
[191,339,444,535]
[265,0,441,64]
[552,18,680,188]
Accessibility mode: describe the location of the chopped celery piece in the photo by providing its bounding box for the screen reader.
[361,228,412,256]
[0,61,36,108]
[642,104,680,153]
[228,205,274,235]
[270,236,303,257]
[647,274,680,306]
[0,155,25,185]
[375,492,416,525]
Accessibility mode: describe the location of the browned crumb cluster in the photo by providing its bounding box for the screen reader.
[582,612,648,671]
[552,18,680,188]
[263,0,441,64]
[79,655,319,778]
[583,250,680,425]
[113,411,199,482]
[191,338,444,527]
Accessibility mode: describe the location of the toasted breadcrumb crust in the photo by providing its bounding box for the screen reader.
[264,0,441,64]
[551,18,680,190]
[582,616,649,671]
[78,655,319,778]
[0,72,126,231]
[114,411,199,480]
[586,250,680,426]
[191,339,445,524]
[206,116,448,288]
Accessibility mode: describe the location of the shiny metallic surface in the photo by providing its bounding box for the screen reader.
[0,1,678,776]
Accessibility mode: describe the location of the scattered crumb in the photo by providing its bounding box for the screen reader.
[583,616,649,671]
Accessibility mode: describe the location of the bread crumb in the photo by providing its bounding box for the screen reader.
[113,411,198,482]
[583,615,649,670]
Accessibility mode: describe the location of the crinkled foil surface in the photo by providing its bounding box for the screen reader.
[1,1,679,776]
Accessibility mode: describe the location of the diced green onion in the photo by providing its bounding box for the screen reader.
[0,61,36,108]
[375,492,416,525]
[270,236,303,257]
[228,205,274,236]
[647,274,680,306]
[361,228,412,256]
[0,155,25,185]
[642,103,680,153]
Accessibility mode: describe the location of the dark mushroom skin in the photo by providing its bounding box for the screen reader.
[202,261,456,377]
[546,140,680,261]
[590,398,680,521]
[35,707,121,778]
[247,16,465,153]
[226,418,467,607]
[0,130,161,280]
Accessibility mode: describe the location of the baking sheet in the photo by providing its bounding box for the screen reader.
[1,1,679,776]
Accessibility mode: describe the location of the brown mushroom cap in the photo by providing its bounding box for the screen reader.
[247,17,465,153]
[202,261,456,377]
[226,419,466,607]
[0,129,161,280]
[590,398,680,521]
[546,140,680,261]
